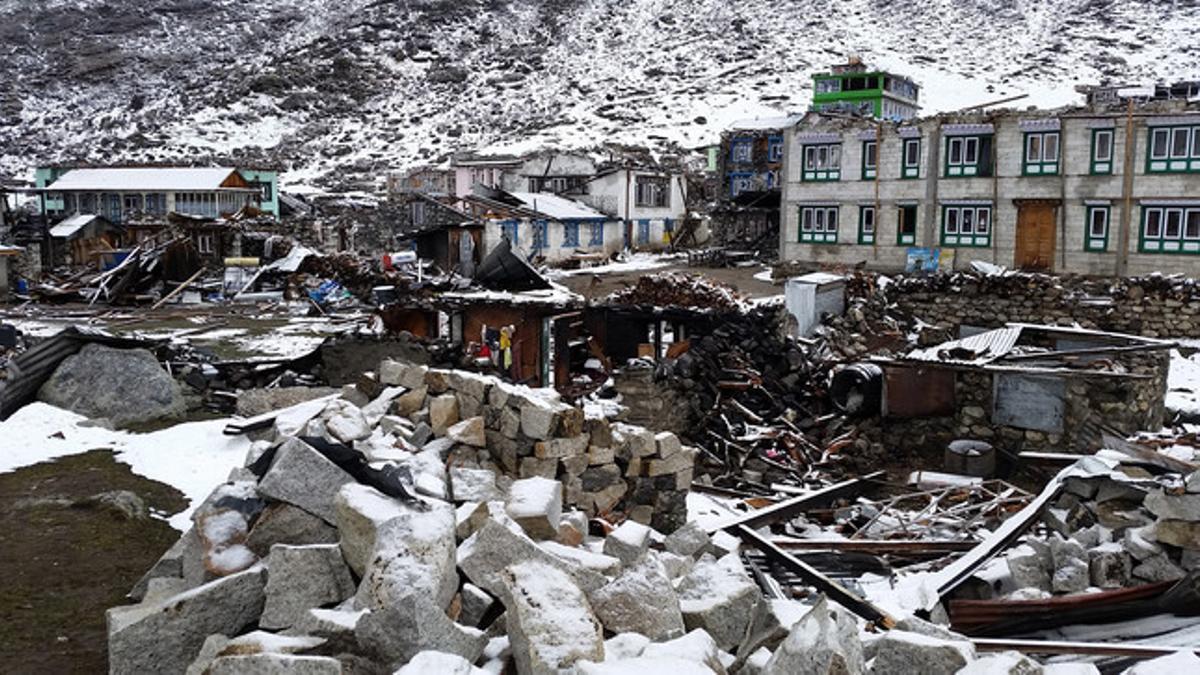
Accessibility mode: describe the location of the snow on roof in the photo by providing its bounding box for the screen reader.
[0,244,24,255]
[49,213,104,238]
[728,114,803,132]
[47,167,249,192]
[508,192,608,220]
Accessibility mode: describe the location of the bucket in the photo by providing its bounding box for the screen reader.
[945,439,996,478]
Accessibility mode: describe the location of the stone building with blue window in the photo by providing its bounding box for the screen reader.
[780,96,1200,277]
[712,114,802,255]
[463,187,623,264]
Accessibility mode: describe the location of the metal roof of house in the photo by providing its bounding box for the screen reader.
[902,323,1170,367]
[47,168,250,192]
[507,192,608,220]
[49,213,105,238]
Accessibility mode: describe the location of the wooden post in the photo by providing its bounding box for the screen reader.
[1117,98,1136,277]
[150,266,206,310]
[873,122,882,257]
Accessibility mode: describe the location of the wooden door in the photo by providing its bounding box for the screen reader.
[1015,203,1056,271]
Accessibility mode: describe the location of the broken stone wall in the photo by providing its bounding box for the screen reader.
[382,361,695,532]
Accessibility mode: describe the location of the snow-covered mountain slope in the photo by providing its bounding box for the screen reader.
[1,0,1197,190]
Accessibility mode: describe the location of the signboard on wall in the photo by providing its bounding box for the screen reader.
[905,247,954,273]
[992,373,1066,433]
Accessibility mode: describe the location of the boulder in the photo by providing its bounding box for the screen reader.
[588,556,685,640]
[604,633,651,661]
[447,417,486,448]
[355,593,487,670]
[501,560,605,674]
[395,651,488,675]
[246,503,340,558]
[1132,554,1187,582]
[762,596,864,675]
[676,554,760,651]
[1144,490,1200,521]
[291,607,366,644]
[355,499,459,611]
[1052,559,1090,594]
[868,630,976,675]
[430,394,460,435]
[257,438,355,525]
[260,544,356,630]
[603,520,651,565]
[577,657,715,675]
[1155,520,1200,550]
[1005,543,1051,592]
[395,386,428,415]
[321,399,372,443]
[333,483,412,577]
[664,521,711,558]
[458,519,607,596]
[506,477,563,540]
[107,566,267,675]
[451,467,505,503]
[520,398,559,440]
[1088,542,1132,589]
[38,343,185,427]
[539,541,623,576]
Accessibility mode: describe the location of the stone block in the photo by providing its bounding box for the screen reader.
[1088,542,1132,589]
[676,554,759,651]
[534,434,589,459]
[246,503,340,559]
[356,593,487,670]
[334,483,413,577]
[646,449,695,477]
[1132,553,1187,583]
[589,482,628,514]
[457,519,606,597]
[588,445,615,465]
[430,394,460,435]
[206,654,342,674]
[665,521,711,558]
[258,438,355,525]
[761,596,863,675]
[424,369,451,394]
[560,454,589,477]
[603,520,651,565]
[501,561,604,674]
[581,464,623,491]
[107,566,267,675]
[260,544,356,630]
[588,556,685,640]
[520,399,559,440]
[1005,543,1051,592]
[868,630,976,675]
[394,386,428,415]
[1145,490,1200,521]
[395,651,488,675]
[499,407,521,439]
[447,416,486,447]
[355,499,459,611]
[450,467,505,503]
[587,418,614,448]
[1153,519,1200,550]
[458,583,494,629]
[505,477,563,540]
[655,432,682,459]
[519,456,557,480]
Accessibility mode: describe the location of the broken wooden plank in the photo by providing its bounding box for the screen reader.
[971,637,1199,659]
[706,471,885,534]
[733,524,897,629]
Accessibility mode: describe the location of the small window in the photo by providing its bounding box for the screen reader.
[196,233,214,254]
[562,221,580,248]
[635,176,670,208]
[729,173,753,197]
[1141,207,1200,254]
[897,205,917,245]
[1091,129,1114,174]
[1150,129,1171,160]
[901,138,921,178]
[945,135,991,177]
[941,205,991,247]
[1023,131,1060,175]
[861,141,877,180]
[858,206,875,244]
[802,144,841,181]
[410,201,426,226]
[730,139,753,163]
[798,206,838,243]
[768,136,783,163]
[1085,206,1110,252]
[589,221,604,247]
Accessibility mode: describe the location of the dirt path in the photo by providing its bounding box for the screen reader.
[0,450,187,673]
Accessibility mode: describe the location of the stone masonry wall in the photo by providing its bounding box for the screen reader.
[379,360,696,532]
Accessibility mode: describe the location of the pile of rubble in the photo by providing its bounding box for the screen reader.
[604,272,747,313]
[1003,467,1200,596]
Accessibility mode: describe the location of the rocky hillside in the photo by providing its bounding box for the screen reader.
[1,0,1197,190]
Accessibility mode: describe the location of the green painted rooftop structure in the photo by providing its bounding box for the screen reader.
[811,58,920,121]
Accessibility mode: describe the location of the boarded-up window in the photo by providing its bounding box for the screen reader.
[992,374,1065,432]
[884,366,956,418]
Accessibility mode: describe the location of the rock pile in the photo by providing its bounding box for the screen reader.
[999,468,1200,597]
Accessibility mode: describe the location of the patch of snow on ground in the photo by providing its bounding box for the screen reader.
[548,252,685,278]
[0,402,253,530]
[752,268,773,283]
[1166,349,1200,415]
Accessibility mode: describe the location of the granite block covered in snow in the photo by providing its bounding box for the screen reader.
[500,560,605,674]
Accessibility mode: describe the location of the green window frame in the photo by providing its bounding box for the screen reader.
[799,205,839,243]
[861,141,877,180]
[1146,126,1200,173]
[940,204,991,248]
[1090,129,1114,175]
[1139,206,1200,254]
[897,204,918,245]
[802,144,842,181]
[944,135,991,177]
[901,138,921,179]
[1084,206,1110,252]
[858,206,875,244]
[1023,131,1060,175]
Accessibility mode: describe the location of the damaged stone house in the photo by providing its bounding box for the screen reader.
[780,93,1200,276]
[857,323,1170,456]
[711,114,800,255]
[461,186,623,264]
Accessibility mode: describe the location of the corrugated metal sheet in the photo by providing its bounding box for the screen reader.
[904,325,1023,365]
[0,327,160,420]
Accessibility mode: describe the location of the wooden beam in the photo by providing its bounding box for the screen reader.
[972,637,1198,659]
[706,471,885,534]
[771,538,978,555]
[733,524,897,629]
[150,266,206,310]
